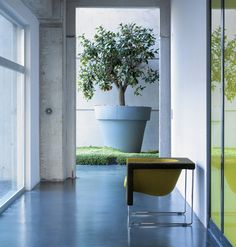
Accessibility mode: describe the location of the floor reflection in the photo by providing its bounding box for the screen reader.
[0,165,217,247]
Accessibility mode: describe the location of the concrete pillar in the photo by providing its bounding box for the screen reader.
[65,2,76,179]
[159,0,171,157]
[22,0,75,180]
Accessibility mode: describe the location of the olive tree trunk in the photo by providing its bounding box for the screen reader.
[119,87,125,106]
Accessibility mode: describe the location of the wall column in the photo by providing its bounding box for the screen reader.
[159,0,171,157]
[22,0,75,180]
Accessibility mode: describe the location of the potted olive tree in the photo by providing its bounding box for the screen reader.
[77,23,159,152]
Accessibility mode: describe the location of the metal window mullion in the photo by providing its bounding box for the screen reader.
[23,28,27,189]
[0,56,25,74]
[220,0,225,234]
[207,0,212,222]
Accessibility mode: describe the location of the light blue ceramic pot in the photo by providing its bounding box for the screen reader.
[94,105,151,153]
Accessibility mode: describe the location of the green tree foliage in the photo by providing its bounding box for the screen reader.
[77,23,159,106]
[211,27,236,101]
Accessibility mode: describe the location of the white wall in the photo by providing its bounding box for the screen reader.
[171,0,207,226]
[76,8,160,151]
[0,0,40,190]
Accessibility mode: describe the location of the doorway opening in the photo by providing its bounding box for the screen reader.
[75,7,160,164]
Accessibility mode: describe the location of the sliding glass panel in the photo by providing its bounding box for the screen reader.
[0,66,24,206]
[211,0,222,229]
[224,1,236,245]
[0,13,24,65]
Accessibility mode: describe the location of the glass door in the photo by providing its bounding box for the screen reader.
[210,0,236,245]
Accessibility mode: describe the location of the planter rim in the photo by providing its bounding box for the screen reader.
[94,105,151,108]
[94,105,151,121]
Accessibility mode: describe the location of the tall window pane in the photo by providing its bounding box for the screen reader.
[224,1,236,245]
[0,12,25,210]
[0,66,24,205]
[211,0,222,230]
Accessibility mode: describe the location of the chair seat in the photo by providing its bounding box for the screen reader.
[124,169,181,196]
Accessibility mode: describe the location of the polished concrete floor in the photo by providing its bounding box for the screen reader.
[0,165,217,247]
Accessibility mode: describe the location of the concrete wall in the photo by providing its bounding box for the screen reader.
[171,0,207,226]
[22,0,75,180]
[76,8,160,151]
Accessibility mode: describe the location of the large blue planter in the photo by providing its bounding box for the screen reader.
[94,106,151,153]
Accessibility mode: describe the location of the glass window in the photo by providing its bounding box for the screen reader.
[210,1,236,245]
[211,0,222,230]
[224,1,236,245]
[0,67,24,205]
[0,14,24,65]
[0,12,25,210]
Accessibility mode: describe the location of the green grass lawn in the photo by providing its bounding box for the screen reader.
[76,146,159,165]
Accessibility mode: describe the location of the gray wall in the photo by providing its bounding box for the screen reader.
[76,8,160,151]
[22,0,75,180]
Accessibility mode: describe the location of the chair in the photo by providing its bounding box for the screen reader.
[124,157,195,228]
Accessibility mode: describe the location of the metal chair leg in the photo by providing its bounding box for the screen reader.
[128,169,194,228]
